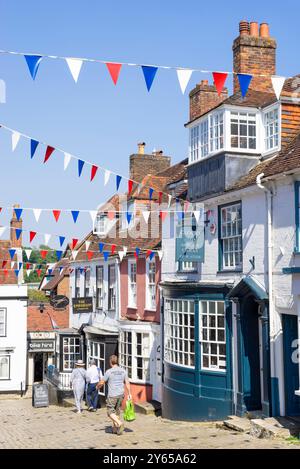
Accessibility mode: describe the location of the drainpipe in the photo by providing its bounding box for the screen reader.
[256,173,277,414]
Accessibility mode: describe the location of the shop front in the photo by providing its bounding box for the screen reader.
[27,331,56,387]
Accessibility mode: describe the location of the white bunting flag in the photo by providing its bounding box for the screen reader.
[72,250,79,260]
[85,240,91,251]
[11,261,15,269]
[44,234,51,245]
[66,58,83,83]
[25,249,32,261]
[12,131,21,152]
[168,194,172,208]
[157,250,163,261]
[26,269,32,277]
[177,69,193,94]
[123,246,128,256]
[104,169,111,186]
[136,183,143,195]
[33,208,42,223]
[142,211,150,224]
[0,226,6,238]
[64,152,72,171]
[271,76,286,100]
[118,251,125,262]
[193,210,201,224]
[89,210,97,226]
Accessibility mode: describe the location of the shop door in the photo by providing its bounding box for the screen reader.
[282,314,300,416]
[34,353,44,382]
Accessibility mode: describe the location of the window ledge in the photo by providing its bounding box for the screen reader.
[177,270,198,274]
[217,270,242,274]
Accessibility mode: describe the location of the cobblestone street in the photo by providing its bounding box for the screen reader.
[0,399,299,449]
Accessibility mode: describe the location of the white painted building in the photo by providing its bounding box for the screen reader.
[0,284,27,393]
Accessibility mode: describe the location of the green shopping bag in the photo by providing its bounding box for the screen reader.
[123,399,136,421]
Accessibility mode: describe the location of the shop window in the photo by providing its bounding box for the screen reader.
[119,331,150,382]
[199,300,226,372]
[62,336,81,372]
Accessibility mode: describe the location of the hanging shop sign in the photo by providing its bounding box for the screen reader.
[28,339,55,353]
[72,297,93,314]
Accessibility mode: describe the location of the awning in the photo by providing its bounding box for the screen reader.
[83,325,119,336]
[227,276,268,301]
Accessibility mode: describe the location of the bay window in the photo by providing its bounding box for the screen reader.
[119,330,150,382]
[200,300,226,371]
[210,111,224,152]
[164,299,195,367]
[230,111,256,150]
[264,107,279,151]
[96,266,104,309]
[146,260,156,310]
[128,261,137,307]
[190,125,199,162]
[219,202,242,270]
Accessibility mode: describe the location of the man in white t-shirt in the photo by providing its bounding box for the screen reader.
[86,359,103,411]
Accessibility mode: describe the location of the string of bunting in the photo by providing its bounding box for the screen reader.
[0,49,287,97]
[1,123,191,206]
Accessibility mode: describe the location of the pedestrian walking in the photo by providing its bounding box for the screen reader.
[96,355,131,435]
[70,359,86,414]
[86,359,103,411]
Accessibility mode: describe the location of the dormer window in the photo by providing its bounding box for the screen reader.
[94,214,108,235]
[188,104,280,164]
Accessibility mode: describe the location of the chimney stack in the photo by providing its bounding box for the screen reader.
[10,204,22,248]
[129,143,171,183]
[189,79,228,121]
[233,20,276,94]
[137,142,146,155]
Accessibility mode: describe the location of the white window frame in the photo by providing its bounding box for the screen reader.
[94,214,108,235]
[128,260,137,308]
[199,300,226,372]
[108,264,116,310]
[164,299,195,368]
[75,268,81,298]
[88,340,105,395]
[220,202,242,270]
[0,355,10,380]
[0,308,7,337]
[119,330,151,383]
[209,111,224,153]
[84,268,91,297]
[96,265,104,309]
[177,261,198,273]
[263,104,280,153]
[229,110,257,151]
[62,336,81,372]
[146,260,156,310]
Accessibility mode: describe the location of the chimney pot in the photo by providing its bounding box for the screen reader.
[137,142,146,154]
[250,22,259,37]
[239,20,250,36]
[200,79,209,86]
[260,23,270,38]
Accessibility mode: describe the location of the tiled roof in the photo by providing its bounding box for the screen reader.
[27,304,69,331]
[41,258,70,291]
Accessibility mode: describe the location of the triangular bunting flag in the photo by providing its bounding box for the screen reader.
[237,73,253,98]
[105,62,122,85]
[142,211,150,224]
[103,251,109,262]
[128,179,134,195]
[71,238,78,250]
[146,249,152,258]
[212,72,228,96]
[71,210,80,223]
[65,58,83,83]
[149,251,155,261]
[14,269,20,278]
[59,267,64,274]
[19,262,23,269]
[26,269,32,277]
[193,210,202,224]
[104,169,111,186]
[15,229,22,240]
[64,152,72,171]
[116,175,122,191]
[111,244,116,255]
[134,247,140,259]
[29,231,37,243]
[107,211,115,220]
[118,251,125,262]
[271,76,286,100]
[9,249,16,260]
[167,194,172,208]
[157,250,163,260]
[149,188,154,200]
[176,69,193,94]
[141,66,158,91]
[44,145,55,163]
[36,269,42,278]
[30,139,39,159]
[99,242,104,253]
[86,250,94,261]
[11,261,15,269]
[90,210,97,226]
[25,249,32,261]
[56,250,63,261]
[40,250,48,259]
[71,250,78,260]
[85,240,91,251]
[24,55,43,80]
[59,236,65,247]
[12,131,21,152]
[33,208,42,222]
[52,210,61,222]
[126,212,132,225]
[123,246,128,256]
[90,165,98,182]
[78,159,85,177]
[158,192,163,205]
[44,234,51,245]
[14,208,23,221]
[0,227,6,238]
[160,211,168,222]
[3,269,8,277]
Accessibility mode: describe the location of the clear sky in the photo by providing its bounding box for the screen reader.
[0,0,299,247]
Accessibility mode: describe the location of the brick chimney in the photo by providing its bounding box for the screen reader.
[129,143,171,183]
[233,20,277,93]
[10,204,22,248]
[189,80,228,121]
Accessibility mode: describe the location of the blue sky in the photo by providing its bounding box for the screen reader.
[0,0,299,247]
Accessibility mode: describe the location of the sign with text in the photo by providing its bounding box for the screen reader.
[28,340,55,353]
[175,212,205,263]
[33,383,49,408]
[72,297,93,314]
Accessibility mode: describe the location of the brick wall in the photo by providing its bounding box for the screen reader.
[27,303,69,331]
[57,275,70,298]
[281,102,300,149]
[189,80,228,121]
[130,153,171,183]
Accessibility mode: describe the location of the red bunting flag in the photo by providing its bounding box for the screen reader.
[106,63,122,85]
[212,72,228,96]
[86,251,94,261]
[44,146,55,163]
[29,231,37,243]
[26,263,31,270]
[36,269,42,278]
[107,211,115,220]
[111,244,116,255]
[53,210,61,222]
[160,211,168,222]
[90,165,98,182]
[71,238,78,250]
[2,260,7,268]
[128,180,134,195]
[158,192,163,205]
[40,250,48,259]
[146,249,153,258]
[3,269,8,277]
